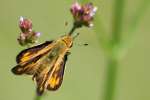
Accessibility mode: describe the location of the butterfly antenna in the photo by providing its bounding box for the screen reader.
[74,42,89,46]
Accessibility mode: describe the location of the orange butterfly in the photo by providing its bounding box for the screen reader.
[12,35,73,95]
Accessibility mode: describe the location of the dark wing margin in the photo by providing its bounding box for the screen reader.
[46,54,68,91]
[16,40,53,63]
[11,40,53,75]
[11,54,42,75]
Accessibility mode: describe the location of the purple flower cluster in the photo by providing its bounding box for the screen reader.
[17,2,97,46]
[18,16,41,46]
[70,2,97,27]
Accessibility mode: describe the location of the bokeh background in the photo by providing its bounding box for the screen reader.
[0,0,150,100]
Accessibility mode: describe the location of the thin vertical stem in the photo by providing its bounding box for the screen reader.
[34,93,47,100]
[129,0,150,33]
[103,0,125,100]
[112,0,125,44]
[103,55,119,100]
[68,24,77,35]
[34,95,42,100]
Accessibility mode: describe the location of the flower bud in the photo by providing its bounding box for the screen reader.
[70,2,97,27]
[17,16,41,46]
[19,16,32,33]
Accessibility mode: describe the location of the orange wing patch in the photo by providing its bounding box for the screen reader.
[12,41,53,75]
[49,74,60,88]
[34,54,59,95]
[46,54,68,91]
[12,54,42,75]
[16,41,53,63]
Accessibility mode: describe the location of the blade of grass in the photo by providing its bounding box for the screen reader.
[103,0,125,100]
[118,0,150,60]
[129,0,150,33]
[111,0,125,44]
[103,55,119,100]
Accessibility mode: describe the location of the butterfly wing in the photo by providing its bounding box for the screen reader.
[35,53,68,95]
[16,41,53,64]
[12,55,42,75]
[47,54,68,90]
[11,41,53,75]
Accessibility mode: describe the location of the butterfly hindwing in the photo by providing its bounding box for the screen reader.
[35,53,68,95]
[34,52,60,95]
[47,53,68,90]
[35,66,50,95]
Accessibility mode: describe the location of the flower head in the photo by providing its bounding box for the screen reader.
[70,2,97,27]
[19,16,32,33]
[17,16,41,46]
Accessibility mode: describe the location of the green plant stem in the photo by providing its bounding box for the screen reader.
[119,0,150,60]
[112,0,125,44]
[34,95,42,100]
[129,0,150,33]
[34,92,47,100]
[68,24,77,35]
[103,55,119,100]
[69,21,83,36]
[121,0,150,51]
[103,0,125,100]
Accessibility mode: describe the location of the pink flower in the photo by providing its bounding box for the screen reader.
[19,16,32,33]
[70,2,97,27]
[17,16,41,46]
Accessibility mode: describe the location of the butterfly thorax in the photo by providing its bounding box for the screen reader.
[60,35,73,48]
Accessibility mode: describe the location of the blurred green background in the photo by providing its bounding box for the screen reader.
[0,0,150,100]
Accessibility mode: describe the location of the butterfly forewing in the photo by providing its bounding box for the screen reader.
[16,41,53,64]
[12,55,42,75]
[12,41,53,75]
